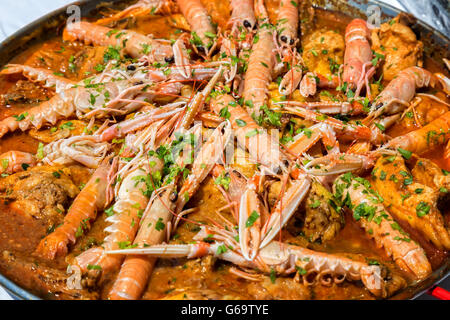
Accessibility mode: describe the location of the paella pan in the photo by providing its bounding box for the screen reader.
[0,0,448,300]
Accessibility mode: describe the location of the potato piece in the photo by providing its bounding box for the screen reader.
[302,29,344,78]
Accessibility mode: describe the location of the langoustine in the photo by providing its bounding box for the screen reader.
[0,79,178,138]
[342,19,375,98]
[386,111,450,155]
[108,121,232,300]
[242,0,274,117]
[176,0,216,56]
[368,66,441,120]
[72,153,164,274]
[64,21,173,63]
[333,173,432,280]
[108,227,407,298]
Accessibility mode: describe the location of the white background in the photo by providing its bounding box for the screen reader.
[0,0,445,300]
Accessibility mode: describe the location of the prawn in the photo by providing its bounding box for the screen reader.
[333,173,432,279]
[1,64,76,93]
[386,111,450,155]
[177,0,216,56]
[342,19,375,98]
[64,21,173,63]
[242,0,274,117]
[368,67,440,120]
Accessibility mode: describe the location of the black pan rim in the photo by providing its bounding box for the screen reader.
[0,0,448,300]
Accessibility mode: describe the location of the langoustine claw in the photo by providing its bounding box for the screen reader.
[42,135,110,169]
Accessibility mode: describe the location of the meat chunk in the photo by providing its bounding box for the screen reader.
[301,181,344,243]
[0,165,80,227]
[371,15,423,81]
[0,80,52,105]
[0,250,98,300]
[302,29,345,78]
[399,94,449,130]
